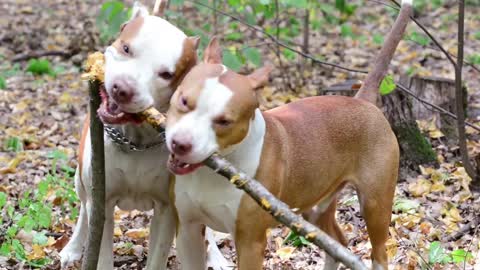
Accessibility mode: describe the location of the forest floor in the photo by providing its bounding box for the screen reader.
[1,0,480,269]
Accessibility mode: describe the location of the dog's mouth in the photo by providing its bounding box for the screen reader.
[168,153,203,175]
[97,86,143,125]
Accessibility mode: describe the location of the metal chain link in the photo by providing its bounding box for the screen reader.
[104,125,165,152]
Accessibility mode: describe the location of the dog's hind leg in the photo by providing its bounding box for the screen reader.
[305,196,347,270]
[60,169,88,268]
[145,202,176,270]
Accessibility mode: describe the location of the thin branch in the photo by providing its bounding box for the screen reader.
[82,81,106,270]
[12,50,73,62]
[188,0,369,74]
[454,0,476,181]
[396,83,480,132]
[390,0,457,67]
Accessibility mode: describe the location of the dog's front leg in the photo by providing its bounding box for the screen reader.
[176,221,207,270]
[59,201,88,268]
[145,202,176,269]
[96,202,115,270]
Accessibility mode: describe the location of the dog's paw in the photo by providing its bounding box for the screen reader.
[59,248,82,269]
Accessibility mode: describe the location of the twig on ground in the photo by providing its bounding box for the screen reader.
[445,216,480,242]
[82,80,106,270]
[12,50,73,62]
[139,107,368,270]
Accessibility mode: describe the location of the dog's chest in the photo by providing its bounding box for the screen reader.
[175,168,244,234]
[81,131,171,210]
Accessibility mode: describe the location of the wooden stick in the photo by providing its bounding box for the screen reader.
[82,80,106,270]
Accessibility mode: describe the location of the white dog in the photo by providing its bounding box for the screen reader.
[59,2,231,269]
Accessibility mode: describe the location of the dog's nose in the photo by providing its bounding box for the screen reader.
[111,78,135,104]
[171,138,192,156]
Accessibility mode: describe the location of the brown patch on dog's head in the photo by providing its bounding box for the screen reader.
[169,36,200,90]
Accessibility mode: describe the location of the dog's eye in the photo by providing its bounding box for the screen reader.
[178,96,189,112]
[158,71,174,80]
[214,117,232,127]
[123,45,130,54]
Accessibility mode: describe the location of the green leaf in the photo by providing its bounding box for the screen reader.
[243,47,262,67]
[407,31,430,46]
[340,23,354,38]
[4,136,23,152]
[450,249,473,263]
[0,76,6,89]
[47,149,68,160]
[373,34,384,45]
[225,32,243,41]
[0,192,6,209]
[393,198,419,213]
[12,239,26,260]
[0,242,10,256]
[223,50,243,71]
[379,75,396,96]
[26,59,55,76]
[33,232,48,246]
[429,241,446,264]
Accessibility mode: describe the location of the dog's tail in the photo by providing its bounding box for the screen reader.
[354,0,413,104]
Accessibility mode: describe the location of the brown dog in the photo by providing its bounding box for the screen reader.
[165,1,412,269]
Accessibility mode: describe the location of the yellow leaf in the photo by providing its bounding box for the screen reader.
[429,129,444,139]
[408,178,432,197]
[447,206,463,223]
[430,182,445,192]
[27,244,45,261]
[386,238,398,258]
[276,246,296,260]
[125,228,149,239]
[114,227,123,237]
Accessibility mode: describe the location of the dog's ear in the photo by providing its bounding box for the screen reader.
[247,65,273,90]
[131,2,149,20]
[187,36,201,50]
[203,36,222,64]
[153,0,167,17]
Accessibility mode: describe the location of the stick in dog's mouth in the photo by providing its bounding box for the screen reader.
[167,153,203,175]
[97,86,143,125]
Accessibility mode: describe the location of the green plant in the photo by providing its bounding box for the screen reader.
[26,59,56,76]
[283,230,311,247]
[467,54,480,66]
[4,136,23,152]
[423,241,473,268]
[96,1,131,44]
[0,149,78,267]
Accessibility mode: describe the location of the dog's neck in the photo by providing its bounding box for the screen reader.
[221,109,266,176]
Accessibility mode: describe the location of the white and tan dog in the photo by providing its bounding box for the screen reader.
[59,1,230,269]
[165,1,412,269]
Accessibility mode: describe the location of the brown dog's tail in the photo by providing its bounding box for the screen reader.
[354,0,413,104]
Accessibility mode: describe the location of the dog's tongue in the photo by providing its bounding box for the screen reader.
[97,87,142,125]
[168,154,203,175]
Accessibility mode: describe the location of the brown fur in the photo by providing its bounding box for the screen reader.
[78,115,90,179]
[112,16,144,56]
[235,96,399,269]
[169,37,200,90]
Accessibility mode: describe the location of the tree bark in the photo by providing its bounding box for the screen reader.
[139,108,368,270]
[82,80,106,270]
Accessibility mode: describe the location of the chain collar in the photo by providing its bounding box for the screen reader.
[104,125,165,152]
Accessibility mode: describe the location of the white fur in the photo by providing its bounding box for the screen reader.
[61,11,230,270]
[166,77,233,164]
[402,0,412,5]
[104,15,186,113]
[174,108,266,269]
[372,260,385,270]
